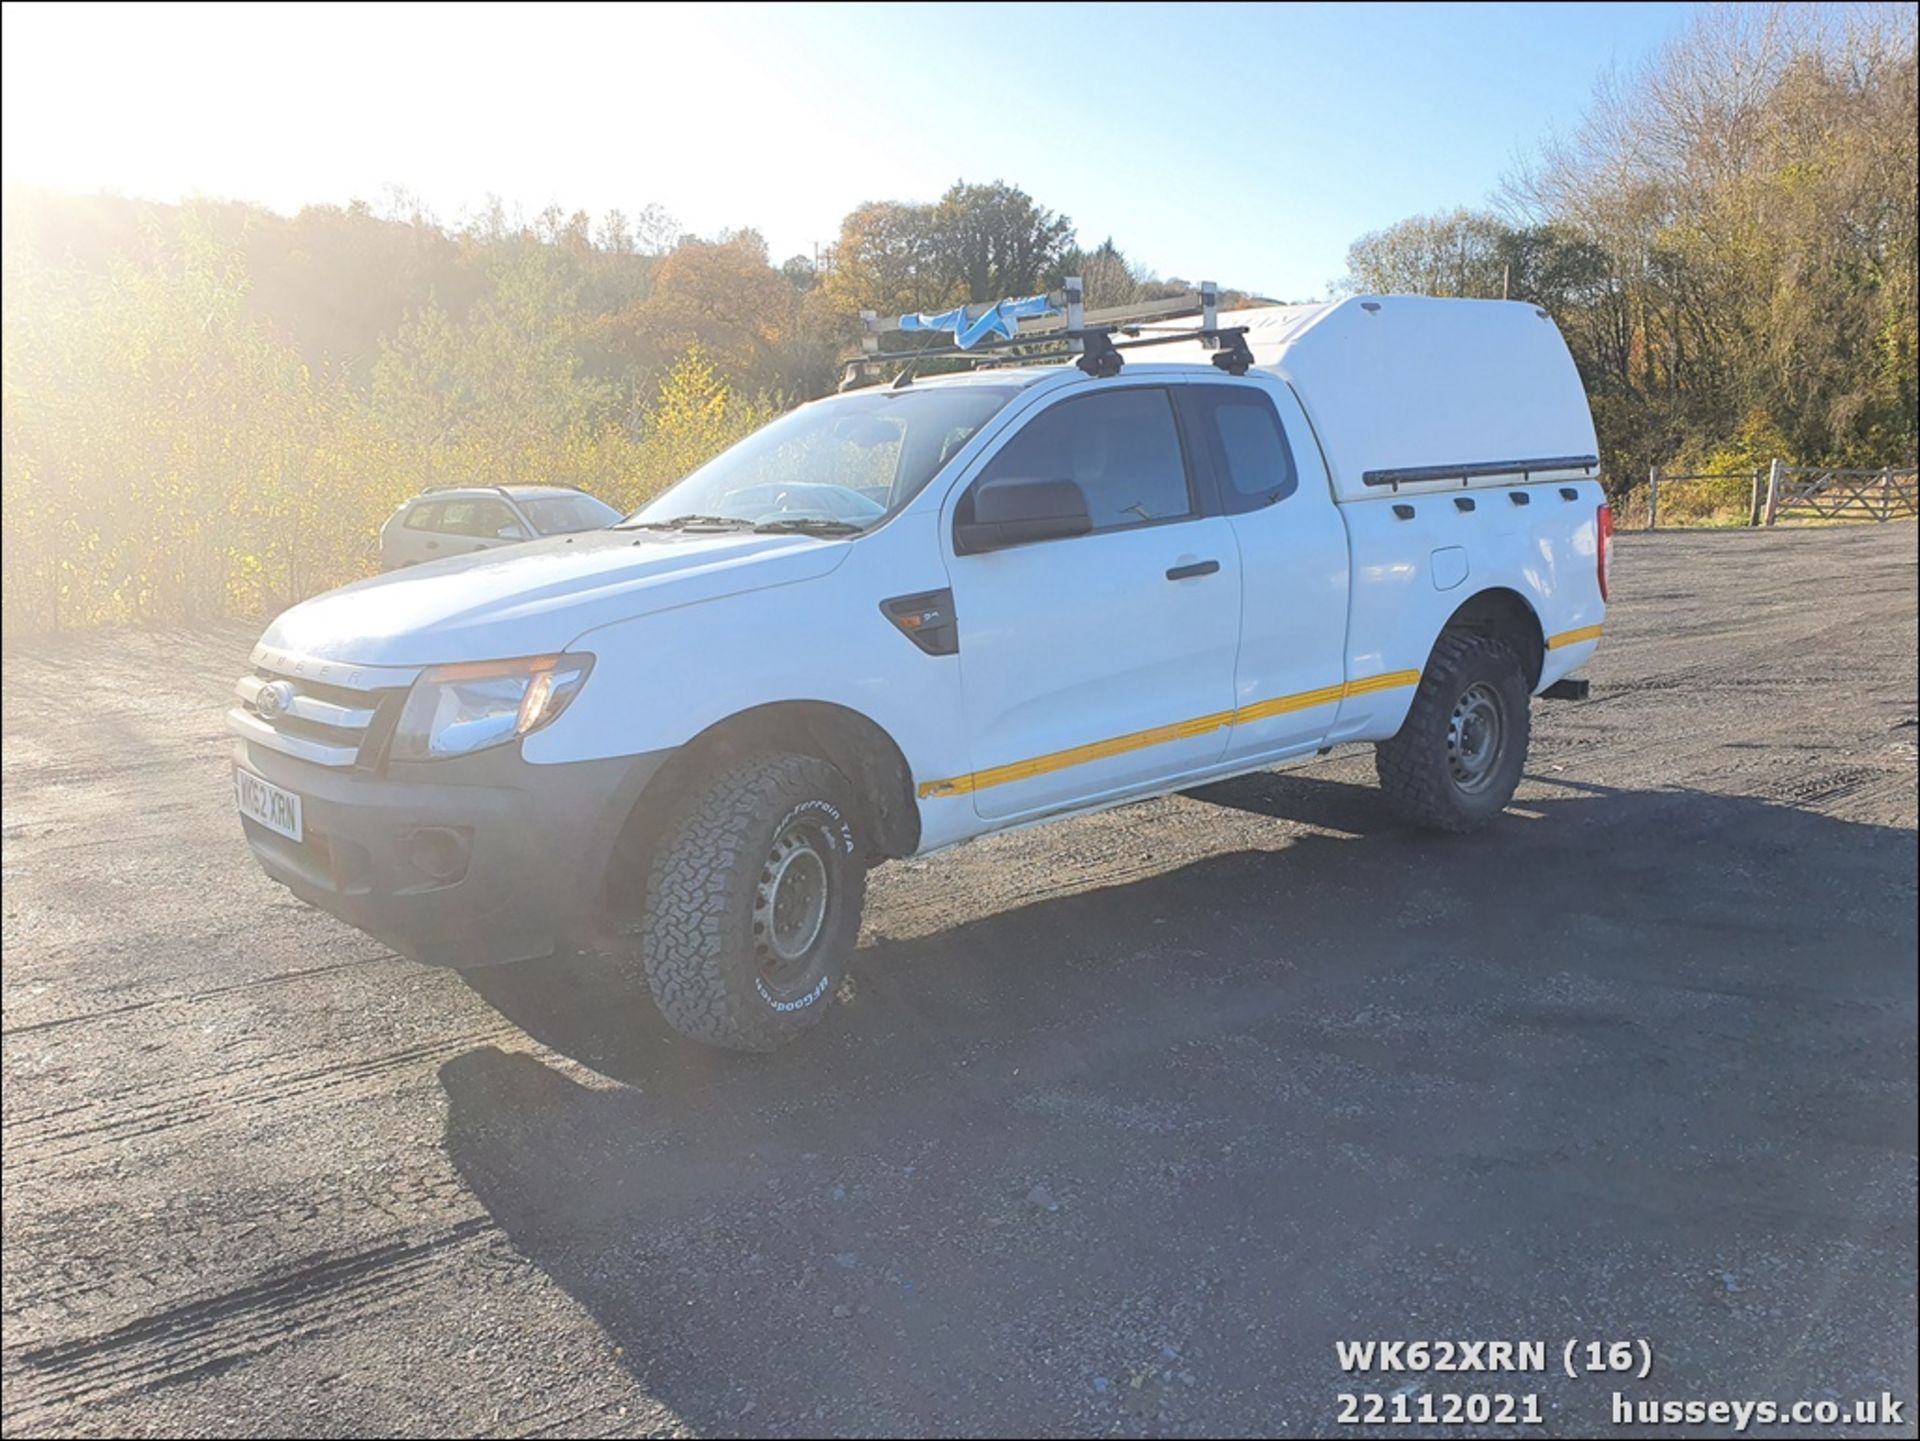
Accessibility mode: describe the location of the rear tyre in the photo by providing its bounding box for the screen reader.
[634,752,866,1052]
[1375,631,1531,833]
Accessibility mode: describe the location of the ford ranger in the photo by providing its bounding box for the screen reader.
[230,295,1610,1051]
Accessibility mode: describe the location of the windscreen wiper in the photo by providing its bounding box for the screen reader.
[623,514,756,531]
[752,517,866,536]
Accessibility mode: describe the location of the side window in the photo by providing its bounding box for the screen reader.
[435,499,479,536]
[403,501,442,532]
[469,499,522,538]
[972,388,1191,534]
[432,499,519,539]
[1188,386,1298,513]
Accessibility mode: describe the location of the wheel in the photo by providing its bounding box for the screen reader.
[1375,631,1531,833]
[634,752,867,1051]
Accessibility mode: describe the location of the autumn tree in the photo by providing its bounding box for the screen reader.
[823,180,1077,319]
[822,200,949,319]
[597,231,799,393]
[1348,3,1917,485]
[1506,1,1918,473]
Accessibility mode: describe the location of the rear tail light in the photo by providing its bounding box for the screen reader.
[1596,502,1614,602]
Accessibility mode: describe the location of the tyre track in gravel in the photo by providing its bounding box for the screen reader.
[0,955,404,1039]
[0,1025,526,1170]
[1,1219,499,1425]
[0,1165,495,1330]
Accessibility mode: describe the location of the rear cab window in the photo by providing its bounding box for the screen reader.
[1182,384,1298,514]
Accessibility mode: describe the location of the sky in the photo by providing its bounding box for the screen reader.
[1,0,1707,299]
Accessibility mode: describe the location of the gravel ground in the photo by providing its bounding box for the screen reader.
[2,525,1915,1439]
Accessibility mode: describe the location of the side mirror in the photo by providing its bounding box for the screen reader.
[497,524,531,541]
[955,476,1092,554]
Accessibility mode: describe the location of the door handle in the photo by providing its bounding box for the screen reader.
[1166,560,1220,581]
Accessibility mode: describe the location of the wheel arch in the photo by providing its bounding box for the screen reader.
[1431,586,1546,691]
[607,700,920,902]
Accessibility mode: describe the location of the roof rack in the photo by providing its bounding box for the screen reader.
[841,278,1253,389]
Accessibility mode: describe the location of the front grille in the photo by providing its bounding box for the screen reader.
[228,655,413,768]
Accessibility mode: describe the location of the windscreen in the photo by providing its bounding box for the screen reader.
[625,385,1019,532]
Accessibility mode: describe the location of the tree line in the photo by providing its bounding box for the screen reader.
[1346,4,1916,512]
[1,176,1234,633]
[2,3,1912,634]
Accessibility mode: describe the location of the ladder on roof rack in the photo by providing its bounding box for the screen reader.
[842,278,1251,389]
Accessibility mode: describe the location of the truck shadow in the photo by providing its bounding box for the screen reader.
[443,775,1917,1434]
[457,772,1405,1093]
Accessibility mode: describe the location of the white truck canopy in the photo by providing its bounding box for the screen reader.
[1151,295,1600,503]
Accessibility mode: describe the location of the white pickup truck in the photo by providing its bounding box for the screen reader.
[231,295,1610,1051]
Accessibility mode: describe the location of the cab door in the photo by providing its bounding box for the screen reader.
[940,384,1241,821]
[1177,379,1352,762]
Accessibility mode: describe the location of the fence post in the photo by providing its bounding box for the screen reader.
[1763,458,1784,526]
[1882,466,1893,522]
[1748,471,1763,527]
[1647,465,1660,530]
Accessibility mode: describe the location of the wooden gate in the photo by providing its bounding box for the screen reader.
[1767,465,1918,524]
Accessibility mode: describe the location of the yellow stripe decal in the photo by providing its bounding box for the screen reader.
[1547,624,1604,650]
[917,669,1423,800]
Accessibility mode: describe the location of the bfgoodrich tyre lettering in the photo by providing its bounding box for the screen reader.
[634,752,867,1051]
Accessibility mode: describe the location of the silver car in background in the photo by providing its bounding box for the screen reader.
[378,485,621,569]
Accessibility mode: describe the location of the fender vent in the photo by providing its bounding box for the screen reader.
[881,590,959,656]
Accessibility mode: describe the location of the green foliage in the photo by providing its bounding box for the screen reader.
[1347,4,1918,492]
[3,206,332,630]
[2,173,1226,635]
[821,180,1076,317]
[933,181,1075,304]
[1344,209,1519,299]
[621,349,776,511]
[371,242,611,487]
[0,207,768,635]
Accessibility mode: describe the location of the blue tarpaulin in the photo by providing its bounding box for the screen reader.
[897,294,1058,350]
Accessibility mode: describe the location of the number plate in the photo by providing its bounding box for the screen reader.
[235,767,303,842]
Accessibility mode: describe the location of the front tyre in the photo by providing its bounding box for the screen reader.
[636,752,867,1052]
[1375,632,1531,833]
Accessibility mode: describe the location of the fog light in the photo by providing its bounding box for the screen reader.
[405,827,470,885]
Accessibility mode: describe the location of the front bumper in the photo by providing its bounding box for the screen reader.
[233,740,669,967]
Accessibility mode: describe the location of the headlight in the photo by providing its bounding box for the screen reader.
[391,653,593,762]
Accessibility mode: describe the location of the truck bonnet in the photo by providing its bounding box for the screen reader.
[259,527,852,668]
